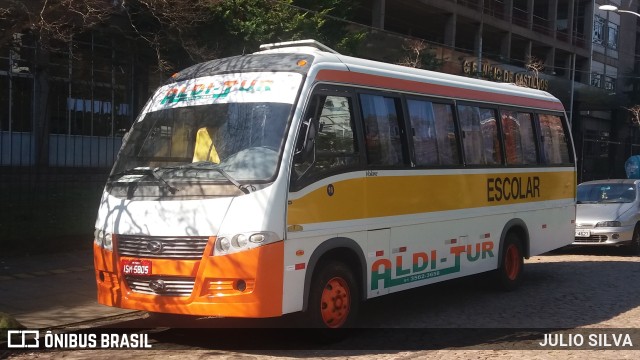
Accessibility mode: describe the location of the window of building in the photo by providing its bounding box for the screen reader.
[0,33,36,132]
[500,110,538,165]
[591,73,602,88]
[458,105,502,165]
[584,129,609,158]
[538,114,572,164]
[406,99,459,166]
[360,93,405,166]
[605,76,616,91]
[593,16,605,45]
[607,22,619,49]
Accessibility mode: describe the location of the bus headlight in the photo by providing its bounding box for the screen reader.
[232,234,248,248]
[94,229,113,251]
[216,237,231,253]
[214,232,279,255]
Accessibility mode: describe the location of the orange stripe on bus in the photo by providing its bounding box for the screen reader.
[315,69,565,111]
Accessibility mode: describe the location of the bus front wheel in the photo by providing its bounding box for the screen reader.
[494,233,524,291]
[307,261,359,328]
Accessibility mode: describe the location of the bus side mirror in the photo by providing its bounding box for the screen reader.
[294,118,318,163]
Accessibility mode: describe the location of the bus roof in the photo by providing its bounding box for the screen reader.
[169,39,564,112]
[256,39,564,112]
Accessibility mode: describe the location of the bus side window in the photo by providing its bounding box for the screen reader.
[500,110,537,165]
[538,114,572,164]
[293,95,359,181]
[359,94,404,166]
[406,99,460,166]
[458,105,502,165]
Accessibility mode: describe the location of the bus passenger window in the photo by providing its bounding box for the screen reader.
[458,105,502,165]
[293,95,359,180]
[359,94,404,166]
[538,114,571,164]
[407,99,460,166]
[500,111,537,165]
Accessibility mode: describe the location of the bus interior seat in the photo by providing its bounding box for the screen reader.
[192,127,220,163]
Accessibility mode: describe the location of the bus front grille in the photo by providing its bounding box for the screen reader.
[125,275,195,297]
[117,235,209,259]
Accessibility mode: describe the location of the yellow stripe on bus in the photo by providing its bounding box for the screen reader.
[287,170,575,225]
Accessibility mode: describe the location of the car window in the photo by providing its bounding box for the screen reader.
[577,184,636,203]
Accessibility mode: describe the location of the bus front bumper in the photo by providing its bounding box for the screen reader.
[93,240,284,318]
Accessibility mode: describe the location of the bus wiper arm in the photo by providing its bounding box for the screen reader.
[109,167,179,194]
[169,162,252,194]
[150,168,179,194]
[214,167,252,194]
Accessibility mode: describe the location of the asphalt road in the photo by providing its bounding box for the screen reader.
[4,246,640,359]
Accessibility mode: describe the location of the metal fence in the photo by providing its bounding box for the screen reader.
[1,131,122,167]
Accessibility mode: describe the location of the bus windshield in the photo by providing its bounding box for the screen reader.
[110,72,302,185]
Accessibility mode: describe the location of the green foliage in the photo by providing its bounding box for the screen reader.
[0,312,25,339]
[203,0,364,57]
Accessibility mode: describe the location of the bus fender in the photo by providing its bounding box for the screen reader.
[302,237,367,312]
[497,219,530,268]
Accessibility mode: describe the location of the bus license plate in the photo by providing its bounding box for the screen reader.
[575,230,590,237]
[121,259,152,276]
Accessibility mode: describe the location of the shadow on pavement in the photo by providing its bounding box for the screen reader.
[78,253,640,354]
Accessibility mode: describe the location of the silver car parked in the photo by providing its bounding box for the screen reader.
[573,179,640,254]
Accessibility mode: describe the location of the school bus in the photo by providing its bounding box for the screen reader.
[93,40,576,328]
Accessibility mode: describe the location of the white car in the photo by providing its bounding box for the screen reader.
[573,179,640,254]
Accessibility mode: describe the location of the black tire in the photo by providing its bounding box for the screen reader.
[306,261,360,329]
[494,232,524,291]
[628,225,640,255]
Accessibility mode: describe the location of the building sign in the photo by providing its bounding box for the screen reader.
[462,60,549,91]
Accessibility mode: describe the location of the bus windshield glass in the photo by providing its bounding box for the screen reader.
[110,72,302,184]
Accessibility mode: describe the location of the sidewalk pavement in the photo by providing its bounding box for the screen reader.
[0,248,135,329]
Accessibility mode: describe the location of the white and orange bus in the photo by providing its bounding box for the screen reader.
[93,40,576,328]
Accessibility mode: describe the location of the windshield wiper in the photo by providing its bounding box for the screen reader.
[165,161,252,194]
[109,167,179,194]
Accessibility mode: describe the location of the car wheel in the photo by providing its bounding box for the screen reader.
[494,232,524,291]
[307,261,359,328]
[629,225,640,255]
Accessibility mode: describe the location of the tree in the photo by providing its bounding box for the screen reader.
[0,0,364,169]
[396,39,443,71]
[625,105,640,127]
[0,0,364,71]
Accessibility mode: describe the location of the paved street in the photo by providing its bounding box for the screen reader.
[1,246,640,359]
[0,249,135,329]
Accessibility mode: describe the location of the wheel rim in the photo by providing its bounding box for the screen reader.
[504,244,521,281]
[320,276,351,328]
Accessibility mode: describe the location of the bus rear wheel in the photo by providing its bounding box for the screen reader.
[307,261,359,328]
[495,233,524,291]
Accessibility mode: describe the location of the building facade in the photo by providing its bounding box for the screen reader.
[1,0,639,182]
[358,0,639,181]
[0,31,155,173]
